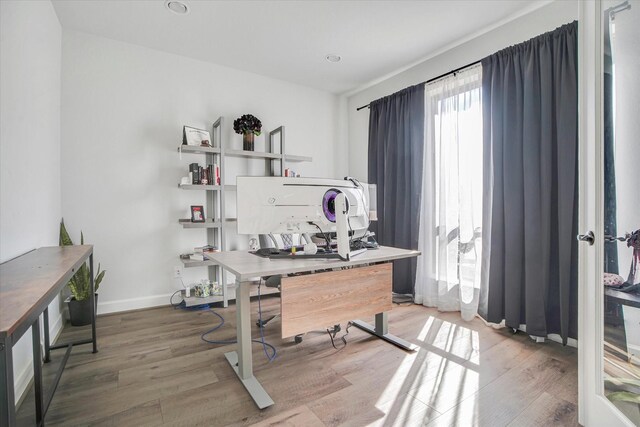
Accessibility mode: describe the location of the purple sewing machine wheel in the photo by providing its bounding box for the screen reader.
[322,189,340,222]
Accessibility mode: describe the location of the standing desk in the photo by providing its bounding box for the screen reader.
[206,246,420,409]
[0,246,97,426]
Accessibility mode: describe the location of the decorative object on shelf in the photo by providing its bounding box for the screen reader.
[59,219,106,326]
[190,205,205,222]
[243,133,254,151]
[233,114,262,151]
[284,168,300,177]
[194,279,221,297]
[249,238,259,251]
[183,125,211,147]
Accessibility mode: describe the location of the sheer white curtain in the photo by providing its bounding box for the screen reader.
[415,65,483,321]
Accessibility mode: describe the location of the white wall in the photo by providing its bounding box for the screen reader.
[346,0,579,181]
[613,4,640,275]
[0,0,63,404]
[60,30,344,314]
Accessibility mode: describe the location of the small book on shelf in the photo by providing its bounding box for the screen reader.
[194,245,219,254]
[190,163,199,184]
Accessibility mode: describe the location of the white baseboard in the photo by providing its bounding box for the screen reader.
[97,282,239,315]
[14,309,64,407]
[97,293,175,315]
[14,360,34,409]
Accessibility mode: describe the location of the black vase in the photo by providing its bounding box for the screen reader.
[243,133,254,151]
[68,293,98,326]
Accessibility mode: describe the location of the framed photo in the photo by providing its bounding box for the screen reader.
[183,126,211,147]
[190,205,205,222]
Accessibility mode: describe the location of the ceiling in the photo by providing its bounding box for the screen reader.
[52,0,549,94]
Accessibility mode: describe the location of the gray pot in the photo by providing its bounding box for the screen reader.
[67,293,98,326]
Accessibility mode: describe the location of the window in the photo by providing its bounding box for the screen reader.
[415,64,483,321]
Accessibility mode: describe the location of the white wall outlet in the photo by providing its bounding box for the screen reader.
[174,266,182,279]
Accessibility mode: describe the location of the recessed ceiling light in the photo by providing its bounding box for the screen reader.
[166,1,189,15]
[325,54,342,63]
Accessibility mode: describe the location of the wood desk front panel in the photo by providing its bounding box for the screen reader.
[280,263,392,338]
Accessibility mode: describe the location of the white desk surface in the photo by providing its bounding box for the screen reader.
[206,246,421,281]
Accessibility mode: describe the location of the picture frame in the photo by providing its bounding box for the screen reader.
[190,205,205,222]
[183,126,211,147]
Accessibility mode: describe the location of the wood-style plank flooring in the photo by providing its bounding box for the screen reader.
[16,296,578,426]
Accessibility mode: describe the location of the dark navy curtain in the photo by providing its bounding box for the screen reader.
[479,22,579,344]
[368,85,425,294]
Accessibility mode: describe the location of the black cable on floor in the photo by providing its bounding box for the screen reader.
[169,286,277,361]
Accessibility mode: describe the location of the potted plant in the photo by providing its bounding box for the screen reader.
[233,114,262,151]
[59,219,106,326]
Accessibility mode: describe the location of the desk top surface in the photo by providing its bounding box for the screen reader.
[206,245,420,281]
[0,245,93,337]
[605,288,640,308]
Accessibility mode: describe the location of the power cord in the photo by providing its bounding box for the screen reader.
[326,322,353,350]
[170,289,184,307]
[257,279,276,361]
[170,283,277,362]
[200,309,277,360]
[308,221,332,251]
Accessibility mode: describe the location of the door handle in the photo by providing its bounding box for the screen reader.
[577,231,595,245]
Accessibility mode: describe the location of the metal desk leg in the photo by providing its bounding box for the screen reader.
[89,253,98,354]
[0,335,16,426]
[32,319,44,426]
[43,308,50,363]
[224,280,274,409]
[351,312,418,352]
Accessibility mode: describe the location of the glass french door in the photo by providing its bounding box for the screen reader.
[579,1,640,425]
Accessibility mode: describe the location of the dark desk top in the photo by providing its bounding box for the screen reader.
[0,245,92,338]
[605,287,640,309]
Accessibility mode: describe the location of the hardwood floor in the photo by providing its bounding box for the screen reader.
[16,295,578,426]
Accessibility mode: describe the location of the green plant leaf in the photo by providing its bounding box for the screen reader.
[68,279,78,299]
[95,269,105,292]
[59,222,106,300]
[76,263,89,300]
[607,391,640,404]
[59,219,74,246]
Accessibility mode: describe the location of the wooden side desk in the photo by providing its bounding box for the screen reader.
[0,246,97,426]
[206,246,420,409]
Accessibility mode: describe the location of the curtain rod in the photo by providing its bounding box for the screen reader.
[607,0,631,17]
[355,59,482,111]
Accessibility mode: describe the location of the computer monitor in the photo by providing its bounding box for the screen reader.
[236,177,371,259]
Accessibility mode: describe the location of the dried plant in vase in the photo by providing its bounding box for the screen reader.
[233,114,262,151]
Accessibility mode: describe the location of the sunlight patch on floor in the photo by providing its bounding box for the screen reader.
[417,316,481,366]
[373,316,481,419]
